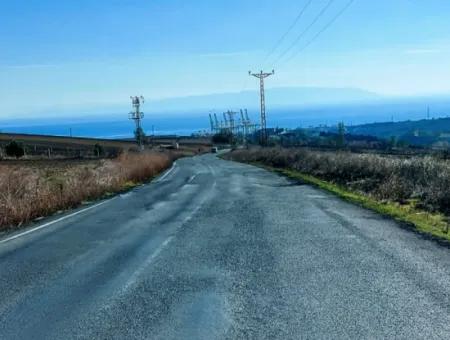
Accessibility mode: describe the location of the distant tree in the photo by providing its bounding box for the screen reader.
[337,122,346,148]
[109,147,123,158]
[5,141,24,158]
[268,136,281,147]
[212,131,233,144]
[388,136,397,149]
[397,139,408,148]
[93,143,105,157]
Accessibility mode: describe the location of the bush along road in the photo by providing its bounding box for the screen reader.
[0,154,449,339]
[224,147,450,242]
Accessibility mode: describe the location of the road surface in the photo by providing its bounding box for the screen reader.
[0,154,449,339]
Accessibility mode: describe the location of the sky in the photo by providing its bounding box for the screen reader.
[1,0,450,118]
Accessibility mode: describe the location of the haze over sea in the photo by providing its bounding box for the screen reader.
[2,86,450,139]
[0,105,450,139]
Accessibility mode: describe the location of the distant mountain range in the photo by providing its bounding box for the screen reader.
[145,87,381,112]
[3,87,450,141]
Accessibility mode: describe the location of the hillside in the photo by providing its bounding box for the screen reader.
[346,117,450,147]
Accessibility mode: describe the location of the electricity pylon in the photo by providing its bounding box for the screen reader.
[249,70,274,146]
[129,96,145,149]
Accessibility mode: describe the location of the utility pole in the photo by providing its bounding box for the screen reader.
[249,69,275,146]
[129,96,145,150]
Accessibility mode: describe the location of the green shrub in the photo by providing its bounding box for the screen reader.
[93,143,105,157]
[5,141,25,158]
[212,131,233,144]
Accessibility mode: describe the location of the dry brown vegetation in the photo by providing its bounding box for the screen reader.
[227,147,450,216]
[0,151,180,231]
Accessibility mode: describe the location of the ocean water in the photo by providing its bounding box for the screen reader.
[1,101,449,139]
[0,115,208,139]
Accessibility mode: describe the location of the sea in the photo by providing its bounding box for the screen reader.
[1,101,449,139]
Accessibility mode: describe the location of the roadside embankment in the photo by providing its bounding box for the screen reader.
[0,151,185,231]
[224,147,450,242]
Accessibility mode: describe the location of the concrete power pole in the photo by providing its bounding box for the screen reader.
[249,70,274,146]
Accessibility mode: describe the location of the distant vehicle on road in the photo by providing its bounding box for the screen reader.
[211,147,219,153]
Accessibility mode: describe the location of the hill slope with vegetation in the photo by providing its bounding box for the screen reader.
[346,117,450,147]
[225,147,450,241]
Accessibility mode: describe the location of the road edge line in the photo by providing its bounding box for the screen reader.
[0,199,113,245]
[0,161,178,246]
[155,161,177,182]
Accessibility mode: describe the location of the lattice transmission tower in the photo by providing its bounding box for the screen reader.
[129,96,145,149]
[249,70,274,146]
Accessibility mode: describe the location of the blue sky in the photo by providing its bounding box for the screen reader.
[1,0,450,118]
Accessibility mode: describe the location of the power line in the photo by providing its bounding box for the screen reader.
[281,0,355,66]
[263,0,313,65]
[242,1,313,93]
[271,0,335,67]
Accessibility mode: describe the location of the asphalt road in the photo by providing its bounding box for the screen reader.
[0,154,449,339]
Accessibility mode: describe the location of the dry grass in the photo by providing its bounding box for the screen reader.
[227,147,450,215]
[0,151,178,230]
[226,147,450,240]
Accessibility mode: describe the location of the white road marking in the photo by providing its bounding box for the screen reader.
[155,162,177,183]
[0,161,179,246]
[120,192,133,199]
[0,199,114,245]
[0,161,180,246]
[121,235,175,292]
[121,196,207,292]
[116,162,218,293]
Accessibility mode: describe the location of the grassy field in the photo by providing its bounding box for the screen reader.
[225,147,450,242]
[0,149,193,231]
[0,133,212,160]
[0,133,136,159]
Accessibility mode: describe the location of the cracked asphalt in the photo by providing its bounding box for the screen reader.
[0,154,449,339]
